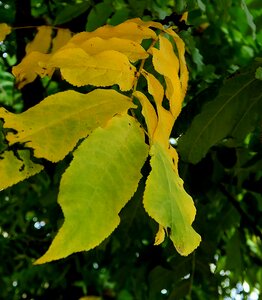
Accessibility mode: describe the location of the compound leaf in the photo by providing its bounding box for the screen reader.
[35,114,148,264]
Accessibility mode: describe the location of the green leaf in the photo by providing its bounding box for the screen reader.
[86,1,114,31]
[178,66,262,164]
[109,8,130,26]
[255,66,262,80]
[0,89,135,162]
[143,143,201,256]
[54,2,90,25]
[35,114,148,264]
[241,0,256,39]
[0,150,43,190]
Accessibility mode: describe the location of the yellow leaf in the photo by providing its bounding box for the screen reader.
[13,28,72,88]
[52,28,72,52]
[34,115,148,264]
[133,91,157,141]
[0,23,11,41]
[0,89,135,162]
[46,47,136,91]
[0,150,43,190]
[166,28,189,97]
[70,20,156,44]
[144,143,201,255]
[25,26,53,54]
[154,225,166,245]
[79,37,148,62]
[142,71,175,149]
[126,18,165,31]
[12,52,52,89]
[151,35,183,120]
[142,70,164,106]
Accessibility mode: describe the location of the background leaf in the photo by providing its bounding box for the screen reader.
[178,64,262,164]
[86,1,114,31]
[35,114,148,263]
[54,1,90,25]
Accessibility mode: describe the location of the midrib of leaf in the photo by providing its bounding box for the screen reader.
[231,90,262,137]
[185,78,256,161]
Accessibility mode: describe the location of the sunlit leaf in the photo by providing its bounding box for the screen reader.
[133,91,157,141]
[0,150,43,190]
[34,114,148,264]
[151,35,182,120]
[46,47,136,90]
[166,28,189,97]
[142,71,175,150]
[52,28,72,52]
[12,52,52,89]
[13,28,72,88]
[126,18,165,31]
[79,37,148,62]
[25,26,52,54]
[70,20,156,44]
[0,89,135,162]
[0,23,11,41]
[143,143,201,255]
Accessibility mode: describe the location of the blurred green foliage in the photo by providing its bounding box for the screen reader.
[0,0,261,299]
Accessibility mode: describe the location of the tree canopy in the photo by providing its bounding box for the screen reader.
[0,0,261,299]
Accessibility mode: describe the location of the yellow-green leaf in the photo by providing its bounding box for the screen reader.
[35,114,148,264]
[0,23,11,41]
[0,89,135,162]
[143,143,201,255]
[0,150,43,190]
[47,48,136,90]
